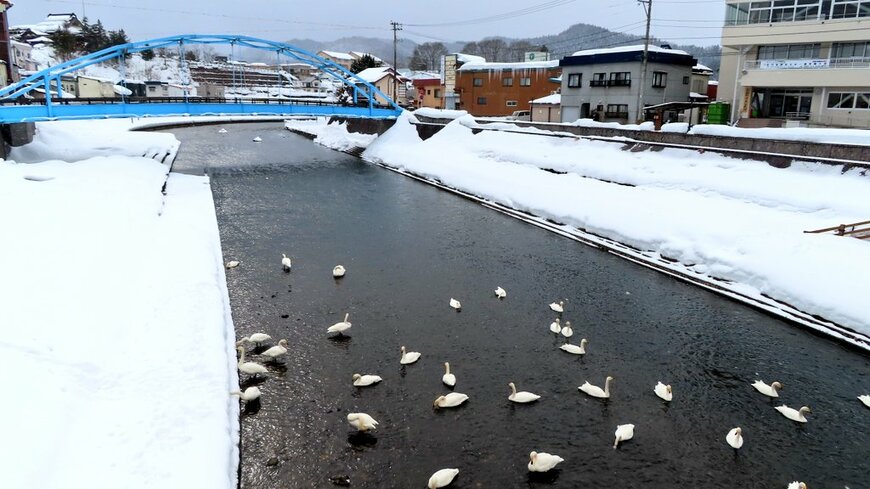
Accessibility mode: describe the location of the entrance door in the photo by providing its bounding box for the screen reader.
[580,103,591,119]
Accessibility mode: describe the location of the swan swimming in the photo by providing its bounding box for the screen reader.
[442,362,456,387]
[281,253,292,272]
[218,128,228,134]
[549,300,565,313]
[225,260,240,269]
[237,333,271,346]
[433,392,469,408]
[428,468,459,488]
[775,405,811,423]
[508,382,540,403]
[786,483,808,489]
[252,136,262,142]
[614,423,635,448]
[327,313,352,335]
[401,346,422,365]
[549,317,561,334]
[333,265,346,278]
[347,412,378,431]
[560,320,573,338]
[449,298,461,310]
[654,382,673,402]
[579,376,613,399]
[858,394,870,408]
[559,338,588,355]
[751,380,782,398]
[237,346,269,375]
[231,386,261,402]
[726,427,743,449]
[527,451,563,472]
[494,286,506,299]
[352,374,382,387]
[261,339,288,359]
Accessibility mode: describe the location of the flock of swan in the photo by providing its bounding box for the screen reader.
[225,255,870,488]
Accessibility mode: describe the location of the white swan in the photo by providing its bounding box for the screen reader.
[549,317,561,334]
[261,339,288,359]
[218,128,228,134]
[560,320,573,338]
[281,253,292,271]
[508,382,540,403]
[352,373,382,387]
[428,468,459,488]
[786,483,808,489]
[752,379,782,398]
[549,300,565,313]
[237,333,271,346]
[237,346,269,375]
[401,346,421,365]
[560,338,588,355]
[225,260,240,269]
[579,376,613,399]
[449,298,461,310]
[333,265,346,277]
[654,382,673,402]
[442,362,456,387]
[231,386,261,402]
[327,313,352,335]
[726,427,743,449]
[433,392,469,408]
[252,136,262,142]
[347,412,378,431]
[527,451,563,472]
[614,423,635,448]
[775,405,811,423]
[494,286,506,299]
[857,394,870,408]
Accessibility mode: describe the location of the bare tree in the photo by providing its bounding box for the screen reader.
[507,40,537,62]
[477,38,508,62]
[460,41,481,56]
[409,42,448,71]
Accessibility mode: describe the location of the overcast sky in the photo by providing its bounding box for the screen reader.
[11,0,725,47]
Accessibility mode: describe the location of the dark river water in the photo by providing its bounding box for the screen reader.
[167,122,869,489]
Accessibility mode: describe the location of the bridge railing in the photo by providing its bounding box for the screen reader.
[0,96,396,110]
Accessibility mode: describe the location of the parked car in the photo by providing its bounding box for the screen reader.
[509,110,530,121]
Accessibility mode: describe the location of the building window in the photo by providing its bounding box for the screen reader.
[652,71,667,88]
[831,41,870,61]
[725,1,831,25]
[148,86,156,91]
[827,91,870,109]
[567,73,582,88]
[682,76,690,85]
[434,89,441,98]
[591,72,607,87]
[605,104,629,118]
[506,100,518,107]
[831,0,870,19]
[426,89,431,95]
[758,43,821,60]
[473,78,483,87]
[608,72,631,87]
[520,77,531,86]
[502,77,513,86]
[477,96,487,105]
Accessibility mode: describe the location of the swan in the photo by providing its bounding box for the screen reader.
[614,423,635,448]
[726,427,743,449]
[549,300,565,313]
[218,128,228,134]
[786,483,808,489]
[433,392,469,408]
[579,376,613,399]
[654,382,673,402]
[449,298,461,310]
[231,386,261,402]
[327,313,352,335]
[752,380,782,398]
[858,394,870,408]
[508,382,540,403]
[401,346,421,365]
[560,338,588,355]
[549,317,561,334]
[352,373,382,387]
[253,136,262,142]
[527,451,563,472]
[281,253,292,271]
[442,362,456,387]
[237,333,271,346]
[261,339,288,359]
[560,320,573,338]
[225,260,240,269]
[428,468,459,488]
[347,412,378,431]
[237,346,269,375]
[775,405,811,423]
[333,265,346,277]
[494,286,506,299]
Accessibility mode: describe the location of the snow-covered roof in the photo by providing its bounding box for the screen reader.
[708,80,719,85]
[693,63,713,74]
[14,13,80,34]
[459,60,560,71]
[355,66,399,83]
[320,50,354,61]
[407,71,440,81]
[27,36,52,44]
[530,93,561,105]
[350,51,383,63]
[571,44,690,57]
[689,91,707,99]
[454,53,486,65]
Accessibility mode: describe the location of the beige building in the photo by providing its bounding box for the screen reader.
[530,93,562,122]
[719,0,870,127]
[317,50,354,71]
[354,66,407,106]
[77,75,116,98]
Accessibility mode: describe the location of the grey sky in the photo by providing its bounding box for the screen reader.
[11,0,725,47]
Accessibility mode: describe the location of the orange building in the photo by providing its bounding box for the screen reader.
[412,77,443,108]
[455,60,560,116]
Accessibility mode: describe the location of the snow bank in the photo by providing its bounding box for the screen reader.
[413,108,469,120]
[690,124,870,146]
[570,118,656,131]
[284,117,376,151]
[363,113,870,341]
[0,122,239,488]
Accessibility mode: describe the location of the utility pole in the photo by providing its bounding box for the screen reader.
[635,0,652,123]
[390,20,402,102]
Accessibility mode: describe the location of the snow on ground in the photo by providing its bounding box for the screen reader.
[689,124,870,146]
[0,121,239,488]
[284,117,376,152]
[413,108,469,120]
[350,113,870,339]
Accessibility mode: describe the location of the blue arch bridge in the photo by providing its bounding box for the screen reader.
[0,35,404,123]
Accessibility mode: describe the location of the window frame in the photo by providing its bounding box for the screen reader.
[473,78,484,87]
[519,77,532,86]
[590,72,607,87]
[608,71,632,87]
[652,71,668,88]
[502,77,514,87]
[476,96,487,105]
[506,100,518,107]
[567,73,582,88]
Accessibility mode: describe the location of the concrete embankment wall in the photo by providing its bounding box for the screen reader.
[0,122,36,159]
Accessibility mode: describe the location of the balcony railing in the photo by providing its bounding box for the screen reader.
[608,79,632,87]
[590,80,607,87]
[604,111,629,119]
[744,57,870,70]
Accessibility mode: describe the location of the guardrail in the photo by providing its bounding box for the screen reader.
[0,96,394,110]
